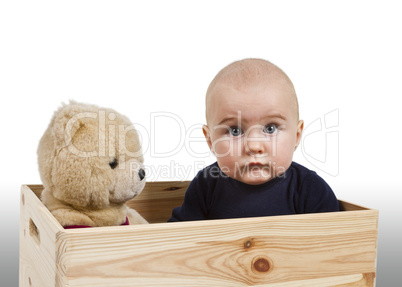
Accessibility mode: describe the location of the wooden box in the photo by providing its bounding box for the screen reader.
[19,182,378,286]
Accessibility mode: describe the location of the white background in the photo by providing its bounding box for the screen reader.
[1,1,401,285]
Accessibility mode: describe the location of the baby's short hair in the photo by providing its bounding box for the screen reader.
[206,58,299,121]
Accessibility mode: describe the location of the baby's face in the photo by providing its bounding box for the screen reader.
[204,79,303,185]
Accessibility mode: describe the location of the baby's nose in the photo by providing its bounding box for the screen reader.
[138,168,146,181]
[246,139,265,155]
[245,128,267,155]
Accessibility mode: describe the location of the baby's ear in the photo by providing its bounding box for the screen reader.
[202,125,213,152]
[294,120,304,151]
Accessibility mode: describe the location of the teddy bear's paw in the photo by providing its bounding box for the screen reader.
[127,208,149,224]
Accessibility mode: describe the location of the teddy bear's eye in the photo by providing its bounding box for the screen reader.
[109,158,118,169]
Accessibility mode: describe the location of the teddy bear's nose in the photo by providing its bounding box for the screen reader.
[139,168,145,181]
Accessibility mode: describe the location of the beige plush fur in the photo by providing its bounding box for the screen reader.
[37,101,148,227]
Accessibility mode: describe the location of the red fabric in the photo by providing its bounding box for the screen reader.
[64,216,130,229]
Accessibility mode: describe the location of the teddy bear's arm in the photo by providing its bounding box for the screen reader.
[127,208,149,225]
[51,208,96,227]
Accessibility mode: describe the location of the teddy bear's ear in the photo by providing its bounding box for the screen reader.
[51,102,98,150]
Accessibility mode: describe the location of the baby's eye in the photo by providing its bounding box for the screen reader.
[264,124,278,134]
[229,126,243,137]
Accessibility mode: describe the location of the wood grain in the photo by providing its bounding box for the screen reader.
[57,209,377,286]
[26,182,372,224]
[19,185,63,287]
[127,180,188,223]
[20,183,378,286]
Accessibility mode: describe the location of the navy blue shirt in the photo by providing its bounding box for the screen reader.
[169,162,339,221]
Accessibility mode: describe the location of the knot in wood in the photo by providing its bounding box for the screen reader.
[253,258,270,273]
[243,240,253,249]
[164,187,180,191]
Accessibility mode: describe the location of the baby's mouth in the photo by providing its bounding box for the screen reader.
[247,162,267,168]
[243,162,272,175]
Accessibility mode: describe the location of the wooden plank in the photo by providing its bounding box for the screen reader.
[27,183,372,224]
[133,181,189,200]
[26,182,189,224]
[21,184,378,286]
[19,185,63,287]
[127,181,188,223]
[56,209,378,286]
[258,273,375,286]
[339,200,370,212]
[26,184,44,198]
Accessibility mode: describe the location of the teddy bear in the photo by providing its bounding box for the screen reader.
[37,101,148,228]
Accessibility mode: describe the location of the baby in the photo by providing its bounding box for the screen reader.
[169,58,339,221]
